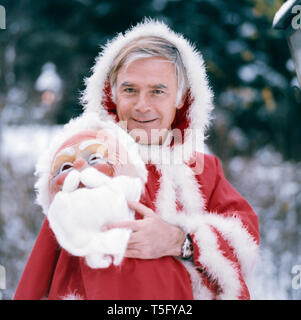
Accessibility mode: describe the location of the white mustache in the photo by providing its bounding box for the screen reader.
[62,167,111,193]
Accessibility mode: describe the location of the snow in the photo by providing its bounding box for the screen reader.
[152,0,168,12]
[226,40,247,54]
[238,64,258,82]
[228,146,301,300]
[1,124,62,174]
[238,62,287,87]
[286,58,296,72]
[35,62,62,93]
[239,22,258,38]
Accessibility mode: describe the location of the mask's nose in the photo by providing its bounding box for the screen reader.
[73,158,87,171]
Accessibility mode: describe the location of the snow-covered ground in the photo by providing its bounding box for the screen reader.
[228,147,301,300]
[0,125,300,300]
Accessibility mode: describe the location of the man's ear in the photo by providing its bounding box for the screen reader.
[176,90,187,110]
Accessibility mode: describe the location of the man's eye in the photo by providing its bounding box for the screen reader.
[153,89,164,94]
[58,162,73,174]
[124,88,136,93]
[88,154,107,165]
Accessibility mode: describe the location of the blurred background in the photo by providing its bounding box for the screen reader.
[0,0,300,300]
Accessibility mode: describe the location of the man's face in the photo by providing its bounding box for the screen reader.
[115,57,184,145]
[49,131,114,202]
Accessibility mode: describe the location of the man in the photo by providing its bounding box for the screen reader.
[81,19,260,299]
[15,19,259,300]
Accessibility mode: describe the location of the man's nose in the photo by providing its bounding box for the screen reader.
[134,93,151,113]
[73,158,87,170]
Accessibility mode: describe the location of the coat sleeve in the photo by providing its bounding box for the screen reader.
[14,218,60,300]
[187,154,259,299]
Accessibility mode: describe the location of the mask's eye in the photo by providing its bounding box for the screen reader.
[88,153,107,166]
[58,162,73,175]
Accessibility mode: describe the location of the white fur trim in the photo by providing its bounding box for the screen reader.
[155,163,258,299]
[201,213,259,280]
[172,162,258,283]
[62,293,84,300]
[180,259,213,300]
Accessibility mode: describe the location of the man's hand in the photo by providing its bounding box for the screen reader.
[103,201,185,259]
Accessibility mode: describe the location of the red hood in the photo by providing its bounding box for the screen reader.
[80,19,214,156]
[101,80,193,146]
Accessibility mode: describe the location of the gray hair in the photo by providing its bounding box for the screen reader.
[108,36,188,106]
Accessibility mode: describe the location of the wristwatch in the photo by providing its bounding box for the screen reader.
[181,233,194,260]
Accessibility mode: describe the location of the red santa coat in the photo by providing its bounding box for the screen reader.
[14,19,259,300]
[14,154,258,300]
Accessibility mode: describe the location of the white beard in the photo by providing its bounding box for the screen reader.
[47,167,143,269]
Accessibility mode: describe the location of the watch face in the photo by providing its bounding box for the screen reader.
[181,235,193,259]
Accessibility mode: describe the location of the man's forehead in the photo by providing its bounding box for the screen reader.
[117,57,176,81]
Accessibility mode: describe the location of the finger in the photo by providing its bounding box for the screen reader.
[127,232,144,246]
[102,220,140,231]
[127,201,155,217]
[124,248,142,259]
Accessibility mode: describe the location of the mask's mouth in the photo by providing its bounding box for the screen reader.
[61,167,112,193]
[78,182,86,189]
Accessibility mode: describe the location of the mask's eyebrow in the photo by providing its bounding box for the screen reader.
[55,146,75,159]
[78,139,108,152]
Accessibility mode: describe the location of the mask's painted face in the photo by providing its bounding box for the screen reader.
[49,130,115,202]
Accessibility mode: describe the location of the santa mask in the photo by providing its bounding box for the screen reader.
[46,129,144,269]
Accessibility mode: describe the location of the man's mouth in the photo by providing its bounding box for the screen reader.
[132,118,158,123]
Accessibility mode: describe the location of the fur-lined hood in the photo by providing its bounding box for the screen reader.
[80,18,214,163]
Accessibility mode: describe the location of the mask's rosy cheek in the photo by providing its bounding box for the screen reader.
[49,171,70,203]
[56,171,70,187]
[50,172,69,193]
[94,163,114,177]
